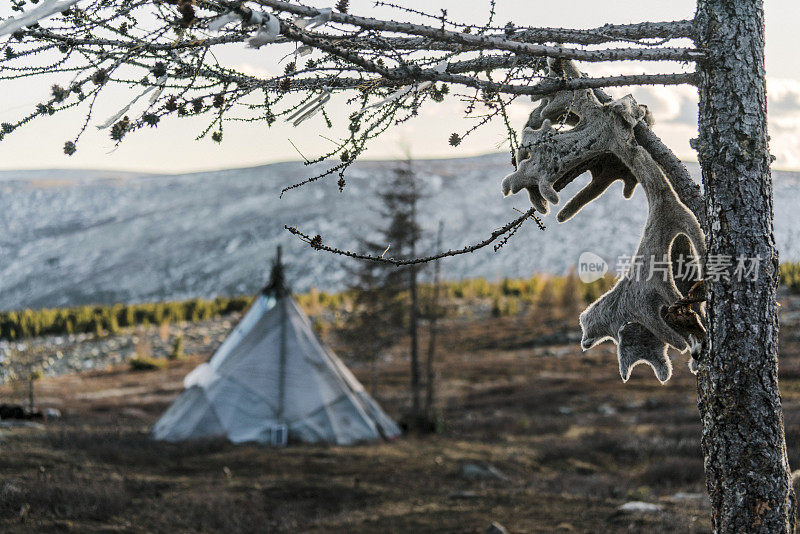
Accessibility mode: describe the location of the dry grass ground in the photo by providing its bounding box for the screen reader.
[3,297,800,533]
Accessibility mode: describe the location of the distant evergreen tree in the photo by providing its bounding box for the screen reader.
[342,161,430,430]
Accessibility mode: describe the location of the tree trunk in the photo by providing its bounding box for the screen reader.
[370,355,378,397]
[425,221,444,417]
[424,317,436,418]
[695,0,796,531]
[409,262,420,421]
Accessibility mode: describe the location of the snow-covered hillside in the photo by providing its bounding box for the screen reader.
[1,154,798,310]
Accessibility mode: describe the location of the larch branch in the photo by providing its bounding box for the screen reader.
[284,207,544,266]
[255,0,704,62]
[281,27,698,96]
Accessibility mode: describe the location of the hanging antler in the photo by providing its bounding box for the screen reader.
[503,60,642,218]
[502,59,705,383]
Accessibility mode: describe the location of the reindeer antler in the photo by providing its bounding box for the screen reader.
[503,60,643,219]
[503,59,705,383]
[578,141,705,382]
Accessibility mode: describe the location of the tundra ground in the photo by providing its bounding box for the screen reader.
[4,295,800,533]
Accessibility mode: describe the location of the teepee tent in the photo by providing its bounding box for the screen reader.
[152,249,401,446]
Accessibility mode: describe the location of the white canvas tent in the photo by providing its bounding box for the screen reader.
[152,252,401,445]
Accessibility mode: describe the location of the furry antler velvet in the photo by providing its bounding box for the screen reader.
[503,59,705,383]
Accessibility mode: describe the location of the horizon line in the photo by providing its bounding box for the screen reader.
[0,153,797,176]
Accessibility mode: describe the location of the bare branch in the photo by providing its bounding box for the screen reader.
[313,19,696,52]
[170,62,695,100]
[337,20,697,50]
[284,207,545,266]
[25,30,246,52]
[280,26,698,96]
[511,20,697,45]
[255,0,704,62]
[529,73,698,94]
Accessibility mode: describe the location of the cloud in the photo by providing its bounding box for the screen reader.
[765,80,800,169]
[228,63,273,78]
[559,62,700,128]
[769,78,800,115]
[628,85,697,127]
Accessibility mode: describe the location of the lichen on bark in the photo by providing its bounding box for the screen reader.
[695,0,795,531]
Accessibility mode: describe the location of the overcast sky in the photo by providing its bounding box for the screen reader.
[0,0,798,172]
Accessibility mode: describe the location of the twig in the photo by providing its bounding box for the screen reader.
[284,207,545,265]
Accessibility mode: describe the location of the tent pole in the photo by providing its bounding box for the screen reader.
[277,254,289,424]
[277,299,287,422]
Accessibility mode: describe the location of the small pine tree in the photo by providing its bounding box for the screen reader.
[7,345,49,409]
[342,161,428,429]
[123,306,135,327]
[107,314,120,335]
[169,335,184,360]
